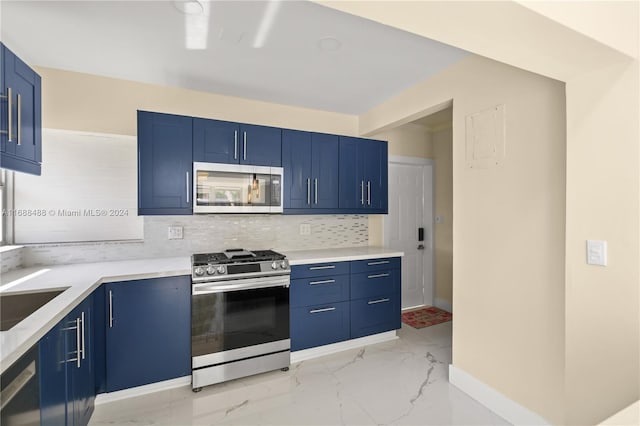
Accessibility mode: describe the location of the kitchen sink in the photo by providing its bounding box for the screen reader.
[0,288,68,331]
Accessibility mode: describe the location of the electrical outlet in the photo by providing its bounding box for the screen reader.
[168,226,183,240]
[299,223,311,236]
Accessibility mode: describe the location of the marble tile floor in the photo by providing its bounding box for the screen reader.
[89,322,509,426]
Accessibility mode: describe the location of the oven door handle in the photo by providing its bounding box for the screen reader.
[192,276,290,295]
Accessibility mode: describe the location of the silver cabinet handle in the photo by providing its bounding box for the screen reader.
[16,93,21,145]
[310,307,336,314]
[360,180,364,205]
[81,311,85,360]
[309,265,335,270]
[367,181,371,206]
[314,178,318,204]
[0,87,13,141]
[309,279,336,285]
[186,171,190,204]
[234,130,238,159]
[307,178,311,205]
[368,298,390,305]
[109,290,113,328]
[0,361,36,410]
[368,273,390,279]
[243,131,247,160]
[75,317,81,368]
[368,260,389,266]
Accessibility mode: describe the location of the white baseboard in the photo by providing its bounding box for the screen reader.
[95,376,191,405]
[434,297,453,313]
[449,365,550,425]
[291,331,398,363]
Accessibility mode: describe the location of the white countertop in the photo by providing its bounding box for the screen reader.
[284,246,403,265]
[0,257,191,373]
[0,246,402,373]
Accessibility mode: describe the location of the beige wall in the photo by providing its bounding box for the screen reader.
[365,54,568,423]
[318,2,639,424]
[35,67,358,137]
[431,125,453,306]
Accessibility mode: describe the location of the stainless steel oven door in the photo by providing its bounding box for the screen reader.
[191,276,290,367]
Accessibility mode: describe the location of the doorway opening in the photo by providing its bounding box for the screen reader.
[373,105,453,313]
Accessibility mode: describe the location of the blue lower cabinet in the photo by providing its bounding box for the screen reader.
[40,294,95,426]
[350,293,401,339]
[291,302,350,351]
[290,275,350,308]
[104,276,191,392]
[350,269,400,300]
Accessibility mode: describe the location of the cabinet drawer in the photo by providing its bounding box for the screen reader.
[291,275,349,308]
[350,293,401,339]
[351,257,400,274]
[291,301,350,351]
[291,262,350,279]
[351,269,400,299]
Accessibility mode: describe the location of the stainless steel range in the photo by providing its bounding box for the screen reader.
[190,248,290,391]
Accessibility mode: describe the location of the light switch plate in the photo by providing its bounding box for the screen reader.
[168,226,184,240]
[586,240,607,266]
[299,223,311,236]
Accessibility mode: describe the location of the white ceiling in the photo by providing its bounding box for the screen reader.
[0,0,469,115]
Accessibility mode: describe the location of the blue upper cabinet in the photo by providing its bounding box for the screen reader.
[193,118,239,164]
[193,119,281,167]
[282,130,339,213]
[138,111,193,215]
[338,136,388,213]
[239,123,281,167]
[0,43,42,176]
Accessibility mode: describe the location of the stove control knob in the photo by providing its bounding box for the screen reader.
[206,266,216,275]
[271,261,278,270]
[280,261,287,269]
[216,265,226,274]
[194,267,205,276]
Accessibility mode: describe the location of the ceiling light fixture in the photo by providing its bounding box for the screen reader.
[252,0,282,49]
[173,0,204,15]
[318,36,342,52]
[182,0,210,50]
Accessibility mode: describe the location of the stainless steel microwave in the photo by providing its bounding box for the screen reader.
[192,162,283,213]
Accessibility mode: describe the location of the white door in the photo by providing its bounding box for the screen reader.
[384,160,433,310]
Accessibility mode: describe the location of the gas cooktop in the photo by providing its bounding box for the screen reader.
[192,249,286,266]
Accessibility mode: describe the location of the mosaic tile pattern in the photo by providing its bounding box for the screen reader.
[1,247,24,273]
[21,215,368,266]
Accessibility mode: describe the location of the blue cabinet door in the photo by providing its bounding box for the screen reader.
[0,43,41,175]
[362,139,388,212]
[105,276,191,392]
[193,118,240,164]
[40,317,68,426]
[291,301,350,351]
[68,296,95,426]
[282,130,312,209]
[311,133,339,209]
[338,137,363,210]
[350,292,401,339]
[338,136,388,213]
[239,124,281,167]
[138,111,193,215]
[40,294,95,426]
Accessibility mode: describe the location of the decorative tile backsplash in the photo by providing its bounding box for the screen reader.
[18,215,368,267]
[1,247,24,273]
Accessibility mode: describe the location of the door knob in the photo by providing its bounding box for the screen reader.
[417,244,425,250]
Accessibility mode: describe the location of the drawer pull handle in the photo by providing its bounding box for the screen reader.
[368,273,390,279]
[367,260,389,266]
[368,298,390,305]
[309,307,336,314]
[309,279,336,285]
[309,265,335,270]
